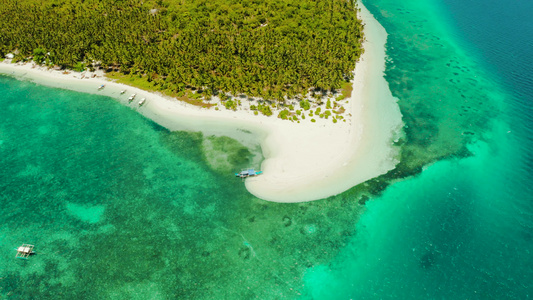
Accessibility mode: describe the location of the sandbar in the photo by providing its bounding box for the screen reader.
[0,3,403,203]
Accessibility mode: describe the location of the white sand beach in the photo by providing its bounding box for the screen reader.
[0,4,403,203]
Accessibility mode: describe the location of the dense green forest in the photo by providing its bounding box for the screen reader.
[0,0,363,102]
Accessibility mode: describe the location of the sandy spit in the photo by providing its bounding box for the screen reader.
[0,3,403,203]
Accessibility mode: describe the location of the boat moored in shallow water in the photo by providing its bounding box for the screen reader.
[138,98,146,106]
[128,94,136,102]
[236,168,262,178]
[15,244,35,259]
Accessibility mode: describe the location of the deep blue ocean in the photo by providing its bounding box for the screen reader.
[1,0,532,298]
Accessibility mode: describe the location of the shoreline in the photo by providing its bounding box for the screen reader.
[0,4,403,203]
[246,4,403,201]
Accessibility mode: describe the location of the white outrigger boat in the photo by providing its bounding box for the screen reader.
[120,90,126,94]
[128,93,136,102]
[15,244,35,259]
[138,98,146,106]
[235,168,262,179]
[98,84,105,90]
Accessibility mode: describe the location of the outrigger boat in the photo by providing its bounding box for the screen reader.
[235,168,262,178]
[98,84,105,90]
[120,90,126,94]
[128,93,136,102]
[15,244,35,259]
[138,98,146,106]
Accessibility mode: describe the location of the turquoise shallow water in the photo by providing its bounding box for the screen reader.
[303,130,533,298]
[1,0,532,298]
[301,0,533,298]
[0,77,368,298]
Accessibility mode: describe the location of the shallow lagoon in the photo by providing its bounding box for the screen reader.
[1,0,532,298]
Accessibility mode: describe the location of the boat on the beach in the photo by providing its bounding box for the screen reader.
[138,98,146,106]
[235,168,262,178]
[120,90,126,94]
[98,84,105,90]
[128,94,136,102]
[15,244,35,259]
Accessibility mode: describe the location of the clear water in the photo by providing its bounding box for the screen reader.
[1,0,532,298]
[0,78,369,298]
[301,0,533,298]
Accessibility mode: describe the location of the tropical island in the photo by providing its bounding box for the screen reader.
[1,0,363,112]
[0,0,403,202]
